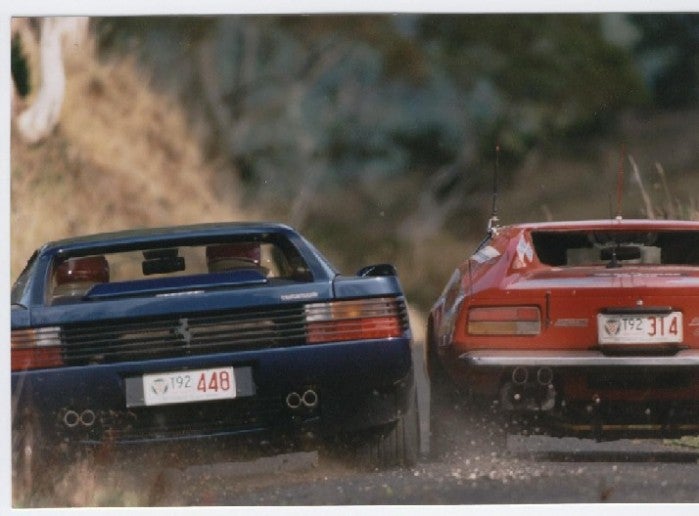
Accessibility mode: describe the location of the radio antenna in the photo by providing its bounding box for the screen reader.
[487,144,501,235]
[615,145,626,220]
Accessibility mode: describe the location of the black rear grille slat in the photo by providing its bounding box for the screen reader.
[59,297,409,366]
[62,305,308,365]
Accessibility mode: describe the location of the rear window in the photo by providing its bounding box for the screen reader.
[531,230,699,267]
[48,236,312,304]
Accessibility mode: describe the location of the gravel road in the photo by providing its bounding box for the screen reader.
[144,392,699,506]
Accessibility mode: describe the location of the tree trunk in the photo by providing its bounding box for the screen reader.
[15,17,88,144]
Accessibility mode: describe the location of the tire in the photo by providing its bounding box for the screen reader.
[426,319,449,386]
[426,339,444,384]
[356,390,420,469]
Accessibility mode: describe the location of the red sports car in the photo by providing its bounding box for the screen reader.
[428,218,699,437]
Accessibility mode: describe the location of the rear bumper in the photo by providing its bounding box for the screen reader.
[12,337,413,446]
[460,349,699,368]
[455,348,699,417]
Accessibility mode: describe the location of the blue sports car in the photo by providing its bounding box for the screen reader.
[11,222,417,491]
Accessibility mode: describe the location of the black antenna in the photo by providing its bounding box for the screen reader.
[605,145,626,268]
[615,144,626,220]
[487,144,500,234]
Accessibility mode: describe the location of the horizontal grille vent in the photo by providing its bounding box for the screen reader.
[58,296,408,366]
[62,305,307,365]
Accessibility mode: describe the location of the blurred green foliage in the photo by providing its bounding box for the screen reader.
[95,14,652,195]
[629,14,699,108]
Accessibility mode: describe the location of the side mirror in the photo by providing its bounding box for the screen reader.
[357,263,397,277]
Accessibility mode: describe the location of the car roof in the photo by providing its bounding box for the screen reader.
[39,222,297,255]
[504,219,699,233]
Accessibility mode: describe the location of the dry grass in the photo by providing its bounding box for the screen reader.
[503,122,699,225]
[629,155,699,221]
[11,35,249,280]
[666,436,699,449]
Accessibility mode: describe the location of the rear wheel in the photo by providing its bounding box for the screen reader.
[355,390,419,469]
[426,321,455,402]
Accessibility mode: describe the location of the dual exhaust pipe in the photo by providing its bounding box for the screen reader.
[500,367,557,412]
[63,409,96,428]
[512,366,553,386]
[285,389,319,410]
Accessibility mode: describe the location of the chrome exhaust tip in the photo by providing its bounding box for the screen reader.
[63,410,80,428]
[80,409,96,427]
[536,367,553,386]
[512,367,529,385]
[301,389,318,408]
[286,392,302,409]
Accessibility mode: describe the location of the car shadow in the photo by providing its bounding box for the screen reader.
[507,434,699,463]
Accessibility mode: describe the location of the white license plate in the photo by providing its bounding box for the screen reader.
[142,367,236,406]
[597,312,683,344]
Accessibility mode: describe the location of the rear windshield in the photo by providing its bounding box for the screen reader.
[531,230,699,267]
[48,236,312,304]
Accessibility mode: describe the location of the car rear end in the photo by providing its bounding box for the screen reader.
[452,221,699,435]
[11,225,414,462]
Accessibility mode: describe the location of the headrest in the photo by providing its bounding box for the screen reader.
[55,256,110,285]
[206,243,261,266]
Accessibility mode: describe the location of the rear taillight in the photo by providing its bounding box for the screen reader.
[11,327,64,371]
[467,306,541,335]
[305,297,405,344]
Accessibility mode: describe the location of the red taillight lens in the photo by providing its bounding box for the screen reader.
[305,298,405,344]
[11,327,64,371]
[468,306,541,335]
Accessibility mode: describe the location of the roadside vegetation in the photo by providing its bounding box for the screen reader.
[666,436,699,449]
